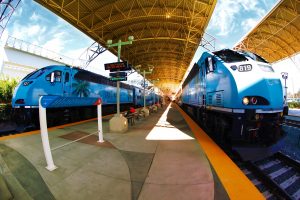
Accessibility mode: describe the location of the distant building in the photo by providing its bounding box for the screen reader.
[0,35,79,79]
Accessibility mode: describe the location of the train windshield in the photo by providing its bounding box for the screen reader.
[213,49,248,63]
[238,50,268,63]
[22,68,47,80]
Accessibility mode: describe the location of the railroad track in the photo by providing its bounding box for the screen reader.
[238,152,300,200]
[284,117,300,128]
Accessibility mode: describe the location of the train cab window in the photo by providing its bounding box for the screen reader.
[238,50,268,63]
[46,70,62,83]
[24,68,46,80]
[65,72,70,83]
[205,57,216,73]
[214,49,247,63]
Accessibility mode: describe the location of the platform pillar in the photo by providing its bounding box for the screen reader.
[39,97,57,171]
[97,104,104,143]
[141,107,149,117]
[109,114,128,133]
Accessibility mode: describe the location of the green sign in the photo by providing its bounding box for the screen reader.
[110,77,127,81]
[110,72,127,77]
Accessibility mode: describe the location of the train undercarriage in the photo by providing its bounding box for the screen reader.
[10,103,135,133]
[181,103,286,160]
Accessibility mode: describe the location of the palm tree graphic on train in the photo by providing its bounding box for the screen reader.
[72,80,90,97]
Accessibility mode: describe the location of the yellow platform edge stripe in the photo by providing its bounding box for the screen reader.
[174,103,264,200]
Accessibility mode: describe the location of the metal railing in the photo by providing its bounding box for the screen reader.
[5,36,85,67]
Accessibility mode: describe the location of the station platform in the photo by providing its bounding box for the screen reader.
[287,108,300,117]
[0,103,263,200]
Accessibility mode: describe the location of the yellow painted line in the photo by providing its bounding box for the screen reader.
[174,103,264,200]
[0,113,115,141]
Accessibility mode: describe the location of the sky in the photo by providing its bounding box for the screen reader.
[3,0,300,94]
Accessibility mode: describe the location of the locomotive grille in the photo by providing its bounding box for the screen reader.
[216,93,223,106]
[15,99,25,104]
[208,94,213,105]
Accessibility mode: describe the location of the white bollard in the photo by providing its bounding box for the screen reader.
[39,97,57,171]
[97,104,104,143]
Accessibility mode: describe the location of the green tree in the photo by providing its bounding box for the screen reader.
[0,76,19,104]
[72,80,90,97]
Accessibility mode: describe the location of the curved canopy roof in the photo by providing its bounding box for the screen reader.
[35,0,217,95]
[234,0,300,63]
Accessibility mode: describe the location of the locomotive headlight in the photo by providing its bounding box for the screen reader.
[242,97,249,105]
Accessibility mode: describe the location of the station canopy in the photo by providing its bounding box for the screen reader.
[34,0,217,95]
[234,0,300,63]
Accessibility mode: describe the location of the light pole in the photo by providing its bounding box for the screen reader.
[136,65,153,117]
[281,72,289,115]
[107,36,133,133]
[281,72,288,104]
[107,36,134,116]
[142,68,153,108]
[151,79,159,104]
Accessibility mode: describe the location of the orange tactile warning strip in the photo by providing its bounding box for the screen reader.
[60,131,115,148]
[0,113,115,141]
[173,103,264,200]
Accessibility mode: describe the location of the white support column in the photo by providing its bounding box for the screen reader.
[116,81,120,116]
[39,97,57,171]
[97,104,104,143]
[143,70,146,108]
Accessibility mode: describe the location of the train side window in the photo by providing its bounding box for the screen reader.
[206,57,215,73]
[65,72,69,83]
[46,70,62,83]
[45,72,53,82]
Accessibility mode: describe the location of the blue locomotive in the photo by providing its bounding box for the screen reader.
[12,65,159,126]
[180,49,285,156]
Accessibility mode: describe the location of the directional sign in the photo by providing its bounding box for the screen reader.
[110,77,127,81]
[110,71,127,77]
[104,61,131,72]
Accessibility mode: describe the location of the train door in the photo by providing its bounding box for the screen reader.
[45,70,63,95]
[200,62,206,107]
[63,68,72,96]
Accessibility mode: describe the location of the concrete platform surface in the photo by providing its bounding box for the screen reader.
[0,104,222,200]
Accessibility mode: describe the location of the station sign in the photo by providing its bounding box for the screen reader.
[109,72,127,78]
[104,61,131,72]
[110,77,127,81]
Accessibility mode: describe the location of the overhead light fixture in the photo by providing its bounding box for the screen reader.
[148,65,154,72]
[107,40,112,45]
[128,36,134,42]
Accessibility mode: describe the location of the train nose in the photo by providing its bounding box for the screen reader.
[12,82,31,107]
[242,96,269,106]
[239,78,283,109]
[263,79,283,108]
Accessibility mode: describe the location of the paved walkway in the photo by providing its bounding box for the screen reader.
[0,104,221,200]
